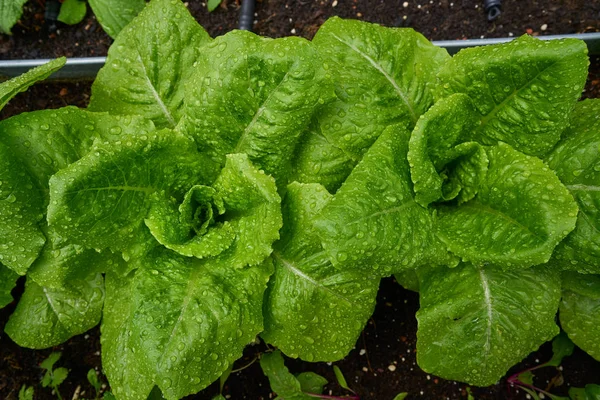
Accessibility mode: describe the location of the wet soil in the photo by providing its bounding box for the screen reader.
[1,1,599,399]
[1,0,599,59]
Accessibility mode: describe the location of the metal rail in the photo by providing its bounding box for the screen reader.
[435,32,600,55]
[1,32,599,80]
[0,57,106,80]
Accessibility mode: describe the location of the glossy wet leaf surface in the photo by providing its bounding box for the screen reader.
[545,100,600,274]
[102,249,273,400]
[47,130,207,254]
[145,153,282,266]
[182,30,332,186]
[293,17,450,192]
[436,142,578,269]
[314,127,452,275]
[5,274,104,349]
[408,93,484,207]
[262,182,379,362]
[560,272,600,361]
[89,0,211,128]
[0,107,155,195]
[436,35,588,157]
[417,263,561,386]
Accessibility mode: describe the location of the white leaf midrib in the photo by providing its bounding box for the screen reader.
[566,184,600,192]
[135,53,176,128]
[273,251,354,306]
[479,268,493,365]
[330,33,418,125]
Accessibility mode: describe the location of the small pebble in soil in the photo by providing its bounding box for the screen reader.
[403,1,409,6]
[388,364,396,371]
[541,23,548,30]
[359,349,366,355]
[332,0,338,6]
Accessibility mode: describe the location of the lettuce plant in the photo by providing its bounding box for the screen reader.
[0,0,598,398]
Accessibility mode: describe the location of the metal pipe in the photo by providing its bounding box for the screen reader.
[0,57,106,80]
[44,0,61,32]
[238,0,255,31]
[1,32,599,80]
[434,32,600,55]
[483,0,502,22]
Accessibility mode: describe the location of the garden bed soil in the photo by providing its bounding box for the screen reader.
[1,1,599,399]
[1,0,599,59]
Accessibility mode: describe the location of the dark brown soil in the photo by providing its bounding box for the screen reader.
[1,0,599,59]
[1,1,599,399]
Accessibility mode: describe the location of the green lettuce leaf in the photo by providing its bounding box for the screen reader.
[436,142,578,269]
[47,130,207,254]
[545,100,600,274]
[560,272,600,361]
[145,186,233,260]
[182,30,333,186]
[394,270,419,292]
[292,17,450,192]
[436,35,589,156]
[0,108,153,277]
[0,0,27,34]
[314,126,453,275]
[27,225,125,288]
[0,59,72,274]
[0,107,155,194]
[5,274,104,349]
[0,58,65,109]
[102,248,273,400]
[145,153,282,266]
[416,263,561,386]
[89,0,211,128]
[0,141,45,274]
[88,0,145,38]
[0,263,18,308]
[262,182,379,362]
[407,93,486,207]
[57,0,87,25]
